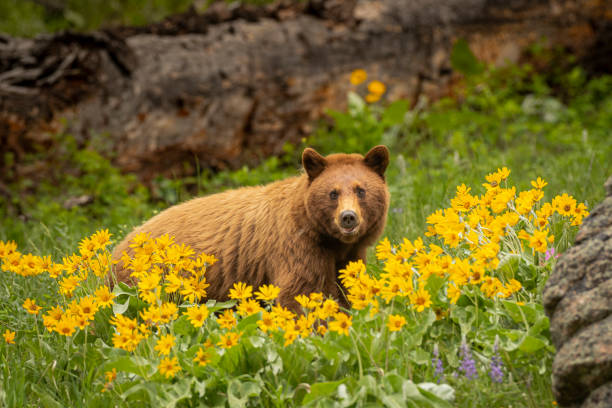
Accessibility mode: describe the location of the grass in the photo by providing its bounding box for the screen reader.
[0,0,276,37]
[0,56,611,407]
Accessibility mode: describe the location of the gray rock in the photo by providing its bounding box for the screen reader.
[543,175,612,408]
[582,382,612,408]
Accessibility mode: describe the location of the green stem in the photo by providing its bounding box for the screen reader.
[349,330,363,380]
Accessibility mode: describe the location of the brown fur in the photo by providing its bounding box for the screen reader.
[111,146,390,312]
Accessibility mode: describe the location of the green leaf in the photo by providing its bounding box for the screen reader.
[518,335,547,353]
[227,377,262,407]
[114,281,138,296]
[450,39,484,76]
[501,300,538,324]
[30,384,63,408]
[450,306,476,336]
[173,314,195,336]
[418,382,455,403]
[528,314,550,336]
[382,100,409,126]
[155,377,193,408]
[105,355,156,378]
[205,299,236,313]
[112,295,130,315]
[237,312,261,333]
[409,347,430,365]
[302,379,346,405]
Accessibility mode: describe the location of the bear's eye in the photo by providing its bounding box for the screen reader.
[356,187,366,199]
[329,190,339,200]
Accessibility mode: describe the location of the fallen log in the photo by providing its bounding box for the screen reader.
[0,0,609,183]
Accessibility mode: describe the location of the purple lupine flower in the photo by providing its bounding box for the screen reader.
[432,344,445,383]
[458,339,478,380]
[489,337,504,383]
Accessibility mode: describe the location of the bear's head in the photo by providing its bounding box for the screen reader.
[302,145,390,244]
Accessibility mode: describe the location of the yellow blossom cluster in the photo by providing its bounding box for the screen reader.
[1,230,115,337]
[379,169,586,307]
[226,282,351,346]
[121,233,216,305]
[350,69,387,103]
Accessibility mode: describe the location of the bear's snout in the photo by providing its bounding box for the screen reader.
[340,210,359,230]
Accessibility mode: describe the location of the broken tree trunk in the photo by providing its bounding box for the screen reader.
[0,0,609,183]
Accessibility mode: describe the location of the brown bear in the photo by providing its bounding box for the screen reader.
[111,145,390,312]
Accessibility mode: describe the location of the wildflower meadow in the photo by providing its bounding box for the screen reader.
[0,167,588,407]
[2,40,611,406]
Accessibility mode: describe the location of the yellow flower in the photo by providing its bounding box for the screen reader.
[217,310,237,330]
[339,260,366,287]
[387,314,406,332]
[573,203,588,218]
[104,368,117,383]
[480,277,505,298]
[254,284,281,301]
[158,356,181,379]
[218,332,241,349]
[490,187,516,213]
[154,334,176,356]
[3,329,15,344]
[531,177,548,189]
[138,272,161,303]
[295,294,313,309]
[140,305,162,325]
[485,167,511,188]
[229,282,253,300]
[376,238,395,261]
[529,229,549,253]
[159,302,179,323]
[186,304,210,328]
[447,284,461,304]
[409,287,432,312]
[165,272,183,293]
[43,306,63,332]
[315,299,339,320]
[23,298,42,315]
[283,328,299,346]
[193,347,211,367]
[365,93,382,103]
[552,193,577,216]
[368,80,386,95]
[110,315,138,332]
[54,315,77,336]
[129,232,151,248]
[94,285,115,308]
[350,69,367,85]
[180,276,209,303]
[506,278,522,294]
[78,237,96,258]
[78,296,99,320]
[257,311,277,333]
[328,313,352,336]
[0,240,17,259]
[237,299,263,316]
[91,229,112,250]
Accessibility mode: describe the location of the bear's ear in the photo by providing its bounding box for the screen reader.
[364,145,389,179]
[302,148,327,181]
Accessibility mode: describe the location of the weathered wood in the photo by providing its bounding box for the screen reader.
[0,0,609,183]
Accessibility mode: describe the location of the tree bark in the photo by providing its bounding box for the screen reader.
[0,0,609,183]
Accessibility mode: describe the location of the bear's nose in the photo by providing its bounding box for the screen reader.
[340,210,358,229]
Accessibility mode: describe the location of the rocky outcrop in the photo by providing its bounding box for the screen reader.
[543,175,612,408]
[1,0,610,183]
